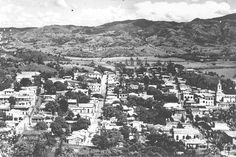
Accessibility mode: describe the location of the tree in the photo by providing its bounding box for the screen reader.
[54,81,67,91]
[58,97,68,113]
[163,94,179,103]
[177,122,184,128]
[92,94,104,99]
[14,82,21,91]
[37,55,44,65]
[13,141,34,157]
[20,78,32,87]
[50,117,69,155]
[92,129,123,149]
[0,121,6,128]
[77,76,84,82]
[8,96,16,109]
[50,122,64,137]
[35,121,48,130]
[180,115,185,123]
[79,95,90,103]
[45,101,58,115]
[147,87,163,101]
[0,76,14,91]
[44,80,56,94]
[33,76,42,87]
[72,118,90,131]
[65,110,74,120]
[120,125,130,140]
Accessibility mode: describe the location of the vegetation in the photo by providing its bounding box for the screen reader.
[35,121,48,130]
[92,128,123,149]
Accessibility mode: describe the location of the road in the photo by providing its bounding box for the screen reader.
[15,96,42,134]
[83,74,107,146]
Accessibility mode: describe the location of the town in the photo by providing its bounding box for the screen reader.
[0,57,235,157]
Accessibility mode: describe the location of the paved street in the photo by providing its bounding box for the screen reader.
[15,96,42,134]
[83,74,107,146]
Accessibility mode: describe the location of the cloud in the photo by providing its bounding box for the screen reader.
[55,0,70,8]
[134,1,234,22]
[0,0,234,27]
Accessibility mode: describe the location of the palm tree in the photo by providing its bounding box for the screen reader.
[8,96,16,109]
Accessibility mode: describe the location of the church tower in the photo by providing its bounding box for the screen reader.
[217,80,223,93]
[216,80,224,102]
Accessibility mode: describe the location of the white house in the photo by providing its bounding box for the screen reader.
[16,71,40,83]
[195,93,215,106]
[86,71,102,79]
[88,83,101,93]
[69,101,97,120]
[173,127,201,141]
[0,88,37,110]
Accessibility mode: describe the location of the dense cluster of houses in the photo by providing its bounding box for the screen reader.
[0,60,235,156]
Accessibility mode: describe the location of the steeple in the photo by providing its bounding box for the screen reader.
[217,80,223,93]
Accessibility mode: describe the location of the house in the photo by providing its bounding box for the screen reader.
[66,133,86,145]
[129,121,145,132]
[5,109,26,126]
[74,72,86,80]
[101,120,121,130]
[48,78,66,83]
[128,92,154,100]
[0,88,36,110]
[182,91,194,101]
[42,95,56,102]
[69,102,97,120]
[173,127,201,141]
[118,93,128,100]
[73,88,89,96]
[212,122,230,131]
[16,71,40,83]
[195,93,215,106]
[68,99,77,106]
[0,102,10,112]
[164,102,182,110]
[86,71,102,79]
[184,139,207,149]
[88,83,101,93]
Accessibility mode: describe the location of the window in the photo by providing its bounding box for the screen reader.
[176,135,179,140]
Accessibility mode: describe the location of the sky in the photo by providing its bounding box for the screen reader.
[0,0,235,27]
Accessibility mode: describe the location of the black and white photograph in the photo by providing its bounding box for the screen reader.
[0,0,236,156]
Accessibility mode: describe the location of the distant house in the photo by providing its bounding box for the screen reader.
[128,92,153,100]
[182,91,194,101]
[0,88,37,111]
[173,127,201,141]
[16,71,40,83]
[88,83,101,93]
[164,102,182,110]
[73,72,86,80]
[48,78,65,83]
[86,71,102,79]
[195,93,215,106]
[69,101,97,119]
[212,122,230,131]
[184,139,207,149]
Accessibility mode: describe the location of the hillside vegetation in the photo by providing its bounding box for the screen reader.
[0,13,236,58]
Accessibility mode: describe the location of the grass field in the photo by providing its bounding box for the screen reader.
[65,56,236,78]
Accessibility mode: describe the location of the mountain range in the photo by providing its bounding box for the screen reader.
[0,13,236,58]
